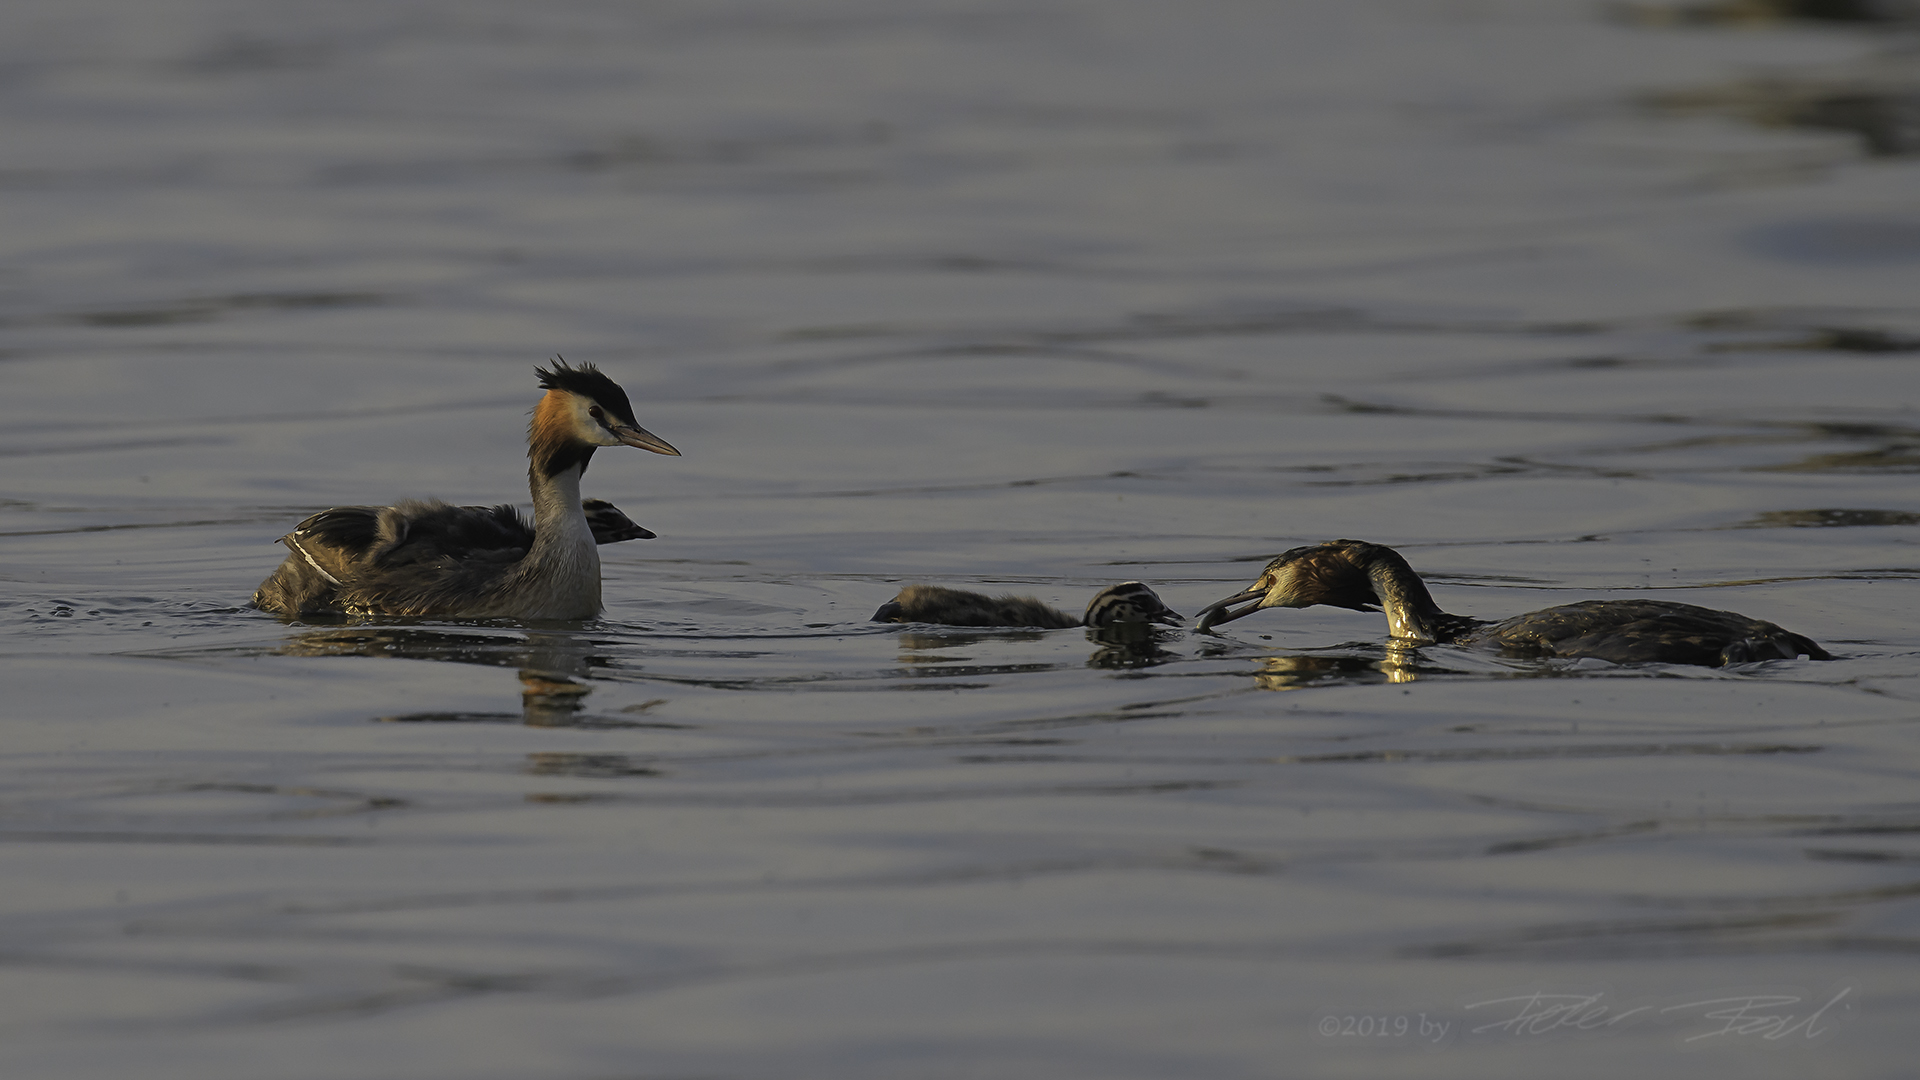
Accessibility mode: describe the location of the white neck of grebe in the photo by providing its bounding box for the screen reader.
[517,460,601,618]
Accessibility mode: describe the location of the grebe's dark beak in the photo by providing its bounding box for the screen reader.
[615,424,681,456]
[591,520,656,543]
[872,600,906,623]
[1193,585,1267,632]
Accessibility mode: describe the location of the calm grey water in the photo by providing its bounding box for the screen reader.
[4,1,1919,1076]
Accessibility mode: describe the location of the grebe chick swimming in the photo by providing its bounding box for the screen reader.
[872,581,1182,629]
[251,360,680,619]
[1194,540,1830,667]
[581,498,655,544]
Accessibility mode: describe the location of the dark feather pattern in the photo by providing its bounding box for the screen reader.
[1465,599,1832,666]
[535,440,597,480]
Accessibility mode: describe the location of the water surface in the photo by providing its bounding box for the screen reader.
[3,1,1918,1076]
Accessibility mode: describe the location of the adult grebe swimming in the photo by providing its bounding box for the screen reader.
[873,581,1182,629]
[1194,540,1830,667]
[252,360,680,619]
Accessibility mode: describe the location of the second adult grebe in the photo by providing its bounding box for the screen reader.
[252,360,680,619]
[873,581,1183,629]
[1194,540,1830,667]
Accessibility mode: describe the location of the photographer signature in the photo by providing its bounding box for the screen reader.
[1463,987,1850,1043]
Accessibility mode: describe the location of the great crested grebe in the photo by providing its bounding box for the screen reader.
[872,581,1183,629]
[252,360,680,619]
[1194,540,1831,667]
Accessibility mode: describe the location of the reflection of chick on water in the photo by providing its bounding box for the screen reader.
[1197,540,1830,668]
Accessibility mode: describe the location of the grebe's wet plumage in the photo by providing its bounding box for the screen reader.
[873,586,1082,629]
[873,581,1182,630]
[252,360,679,619]
[1195,540,1830,667]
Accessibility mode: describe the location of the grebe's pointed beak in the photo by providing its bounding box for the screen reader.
[596,521,657,542]
[1194,585,1268,633]
[614,424,681,456]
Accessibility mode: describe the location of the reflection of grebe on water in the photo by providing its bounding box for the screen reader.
[1196,540,1831,668]
[1243,649,1426,691]
[275,625,673,729]
[252,360,680,619]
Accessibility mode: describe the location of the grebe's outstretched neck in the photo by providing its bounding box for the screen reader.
[1194,540,1830,667]
[252,360,680,619]
[873,581,1182,629]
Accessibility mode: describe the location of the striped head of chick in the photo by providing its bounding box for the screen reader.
[1082,581,1183,628]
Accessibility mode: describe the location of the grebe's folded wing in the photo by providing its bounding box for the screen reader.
[279,506,382,584]
[360,500,532,568]
[257,505,383,614]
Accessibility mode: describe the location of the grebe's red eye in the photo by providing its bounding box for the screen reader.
[589,405,606,423]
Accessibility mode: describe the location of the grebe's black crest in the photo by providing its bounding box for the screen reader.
[1193,539,1831,668]
[536,357,637,426]
[873,581,1180,630]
